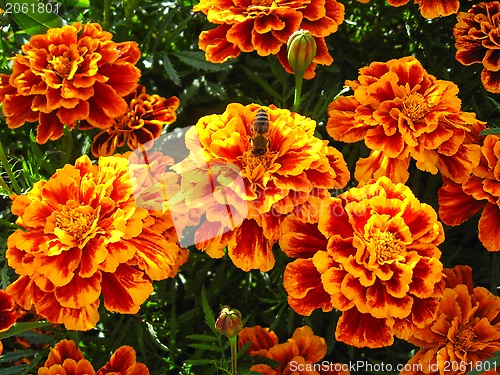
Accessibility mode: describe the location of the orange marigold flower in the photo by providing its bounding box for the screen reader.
[358,0,459,19]
[84,84,180,157]
[0,22,141,144]
[400,265,500,375]
[238,325,350,375]
[281,176,445,348]
[454,2,500,93]
[6,155,187,330]
[438,133,500,252]
[327,56,484,184]
[193,0,344,79]
[38,339,150,375]
[173,103,350,271]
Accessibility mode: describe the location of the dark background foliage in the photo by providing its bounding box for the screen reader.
[0,0,498,374]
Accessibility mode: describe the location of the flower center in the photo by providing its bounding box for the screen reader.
[402,93,429,123]
[455,325,476,353]
[371,230,404,263]
[55,206,96,242]
[48,46,82,80]
[239,150,272,175]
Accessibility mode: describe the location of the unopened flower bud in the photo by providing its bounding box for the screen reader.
[287,30,317,76]
[215,305,243,338]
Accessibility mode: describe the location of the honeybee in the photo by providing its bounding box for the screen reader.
[250,109,270,156]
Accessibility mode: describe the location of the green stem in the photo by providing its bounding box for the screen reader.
[229,336,238,375]
[103,0,111,30]
[0,138,22,194]
[293,73,304,112]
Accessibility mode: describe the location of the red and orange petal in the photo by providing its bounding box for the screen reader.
[89,85,179,157]
[239,325,341,375]
[327,56,484,184]
[336,308,395,348]
[454,2,500,93]
[39,340,150,375]
[174,103,349,271]
[359,0,459,18]
[438,178,486,226]
[401,268,500,375]
[6,155,186,330]
[97,346,150,375]
[282,177,444,348]
[0,289,17,332]
[0,22,141,144]
[43,340,85,367]
[438,134,500,252]
[193,0,344,78]
[238,326,279,353]
[412,0,459,19]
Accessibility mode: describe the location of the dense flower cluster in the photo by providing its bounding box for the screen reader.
[38,339,150,375]
[238,325,350,375]
[173,103,349,271]
[400,265,500,375]
[327,56,484,184]
[84,84,180,157]
[454,2,500,93]
[6,155,187,330]
[358,0,459,19]
[438,134,500,252]
[0,22,141,144]
[193,0,345,79]
[282,177,445,348]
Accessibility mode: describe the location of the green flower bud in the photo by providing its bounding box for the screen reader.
[215,305,243,339]
[287,30,317,76]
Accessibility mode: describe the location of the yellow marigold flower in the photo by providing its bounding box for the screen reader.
[173,103,350,271]
[6,155,187,330]
[454,2,500,93]
[358,0,459,19]
[193,0,344,79]
[83,84,180,157]
[238,325,350,375]
[281,176,445,348]
[400,265,500,375]
[38,339,150,375]
[0,22,141,144]
[438,134,500,252]
[327,56,485,184]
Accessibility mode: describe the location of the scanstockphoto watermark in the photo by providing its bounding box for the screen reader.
[288,360,428,373]
[128,126,367,247]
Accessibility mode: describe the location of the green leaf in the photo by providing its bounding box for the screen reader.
[480,128,500,136]
[7,0,63,35]
[0,350,37,364]
[188,343,221,351]
[163,52,181,86]
[173,51,231,72]
[0,321,52,340]
[0,364,28,375]
[201,285,216,333]
[186,334,218,342]
[243,66,282,101]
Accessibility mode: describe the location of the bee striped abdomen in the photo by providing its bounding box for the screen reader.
[250,109,270,156]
